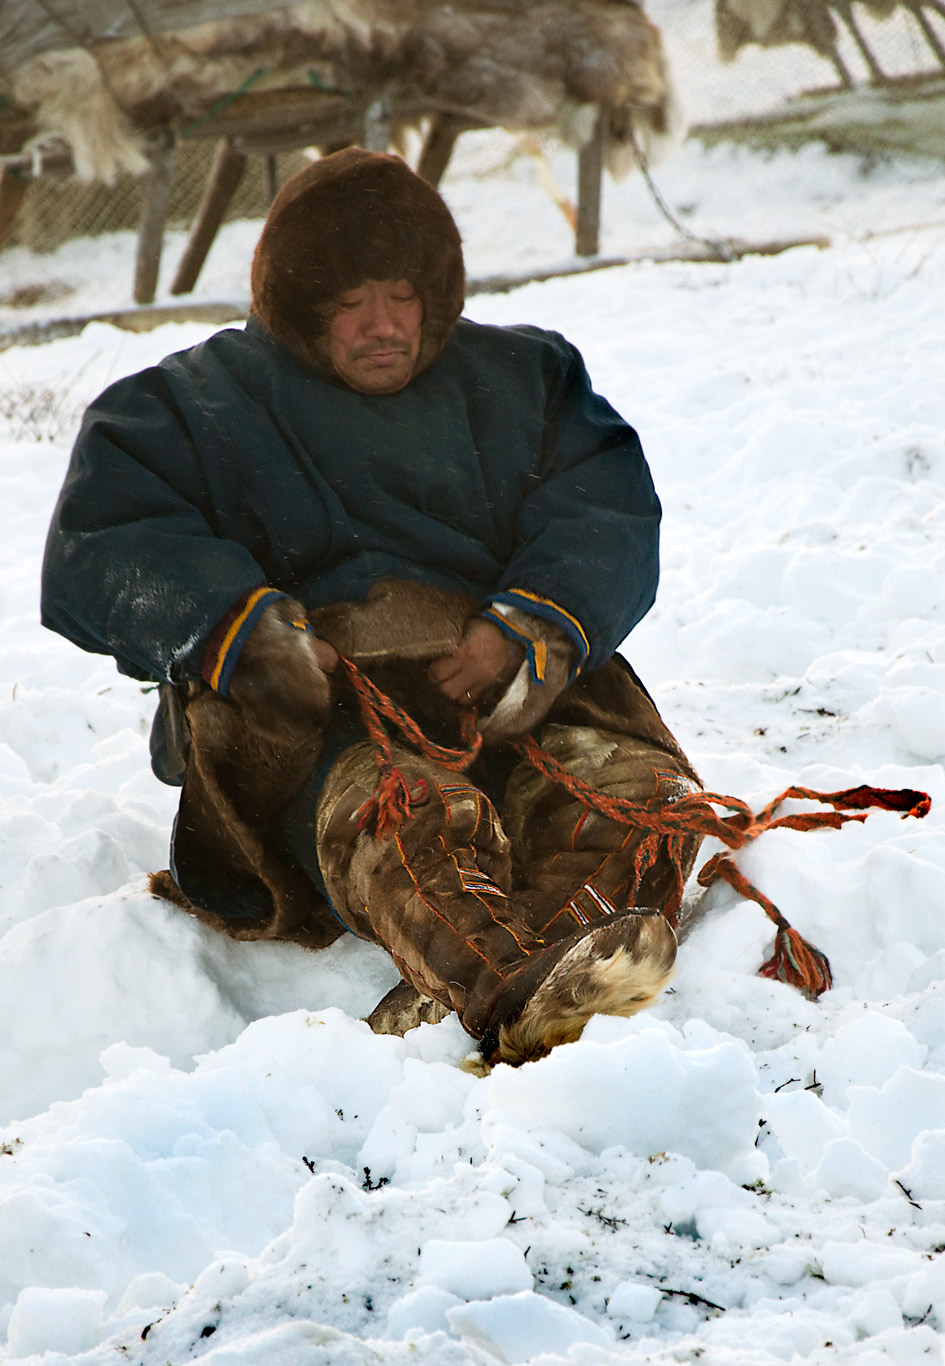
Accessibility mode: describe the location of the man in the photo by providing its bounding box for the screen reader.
[41,148,702,1065]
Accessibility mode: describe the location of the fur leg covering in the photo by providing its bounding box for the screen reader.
[317,739,681,1064]
[317,740,528,1036]
[501,723,705,936]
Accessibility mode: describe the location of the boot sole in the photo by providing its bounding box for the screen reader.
[489,910,677,1067]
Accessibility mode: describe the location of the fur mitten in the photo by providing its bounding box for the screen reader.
[477,607,577,742]
[228,596,336,736]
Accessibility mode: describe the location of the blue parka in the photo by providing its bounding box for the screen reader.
[41,315,661,691]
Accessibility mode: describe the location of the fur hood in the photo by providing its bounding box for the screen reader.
[250,148,465,382]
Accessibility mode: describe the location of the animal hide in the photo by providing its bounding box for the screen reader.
[715,0,908,62]
[8,0,682,183]
[715,0,840,60]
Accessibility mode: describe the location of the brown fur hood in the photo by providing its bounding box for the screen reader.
[250,148,465,381]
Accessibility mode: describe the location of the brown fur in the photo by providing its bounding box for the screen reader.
[150,579,478,944]
[477,606,577,743]
[315,736,682,1058]
[313,579,477,663]
[228,596,333,737]
[10,0,681,184]
[715,0,840,60]
[499,721,703,928]
[150,581,702,1072]
[251,151,465,379]
[714,0,922,63]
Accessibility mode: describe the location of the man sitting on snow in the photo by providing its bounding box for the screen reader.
[41,148,702,1065]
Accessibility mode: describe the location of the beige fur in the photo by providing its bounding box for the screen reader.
[478,605,576,743]
[11,0,682,184]
[12,48,150,183]
[494,912,677,1066]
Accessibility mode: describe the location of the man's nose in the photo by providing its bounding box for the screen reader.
[363,298,398,336]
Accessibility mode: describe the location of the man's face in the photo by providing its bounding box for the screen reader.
[328,278,424,394]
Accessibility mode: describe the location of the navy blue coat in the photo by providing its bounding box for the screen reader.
[42,316,660,688]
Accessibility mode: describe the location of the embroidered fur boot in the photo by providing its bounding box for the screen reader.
[315,740,679,1065]
[501,723,705,939]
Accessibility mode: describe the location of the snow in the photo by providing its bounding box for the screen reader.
[0,124,944,1365]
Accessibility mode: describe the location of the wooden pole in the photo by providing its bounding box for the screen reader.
[134,131,176,306]
[0,167,30,252]
[170,137,247,296]
[797,0,855,87]
[831,0,889,81]
[265,152,279,203]
[417,114,462,186]
[575,106,606,258]
[909,1,945,67]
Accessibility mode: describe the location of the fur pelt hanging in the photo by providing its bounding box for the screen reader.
[714,0,940,66]
[8,0,683,183]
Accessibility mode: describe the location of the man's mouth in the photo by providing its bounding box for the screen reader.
[357,346,410,364]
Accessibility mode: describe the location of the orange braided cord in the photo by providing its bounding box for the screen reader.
[339,657,482,771]
[334,659,929,991]
[757,784,932,828]
[696,852,834,998]
[760,926,833,998]
[696,851,786,925]
[514,738,932,851]
[516,735,929,999]
[338,656,482,838]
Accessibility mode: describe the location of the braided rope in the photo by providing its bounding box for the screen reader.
[338,656,481,838]
[337,658,931,996]
[512,733,929,997]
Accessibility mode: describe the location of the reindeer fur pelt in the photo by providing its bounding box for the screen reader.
[715,0,840,60]
[10,0,682,183]
[715,0,904,62]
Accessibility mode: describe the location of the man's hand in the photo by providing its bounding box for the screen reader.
[229,597,338,735]
[428,618,523,705]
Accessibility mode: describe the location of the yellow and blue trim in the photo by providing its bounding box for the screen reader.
[201,585,290,696]
[484,588,590,682]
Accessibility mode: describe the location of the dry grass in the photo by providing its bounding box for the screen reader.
[0,379,85,442]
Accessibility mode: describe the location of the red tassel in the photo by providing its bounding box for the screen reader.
[768,784,932,823]
[358,769,427,839]
[759,925,832,999]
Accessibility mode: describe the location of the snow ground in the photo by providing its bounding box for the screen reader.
[0,129,943,1365]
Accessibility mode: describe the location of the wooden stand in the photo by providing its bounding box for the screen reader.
[170,137,247,295]
[575,106,606,257]
[134,132,176,305]
[417,114,471,185]
[0,167,30,252]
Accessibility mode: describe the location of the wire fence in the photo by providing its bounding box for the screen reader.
[6,142,311,253]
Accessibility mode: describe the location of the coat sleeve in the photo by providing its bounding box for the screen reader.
[485,337,660,674]
[41,366,268,682]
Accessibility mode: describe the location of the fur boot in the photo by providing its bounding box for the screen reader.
[316,738,679,1064]
[501,723,705,936]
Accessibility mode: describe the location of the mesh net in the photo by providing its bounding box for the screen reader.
[6,143,311,253]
